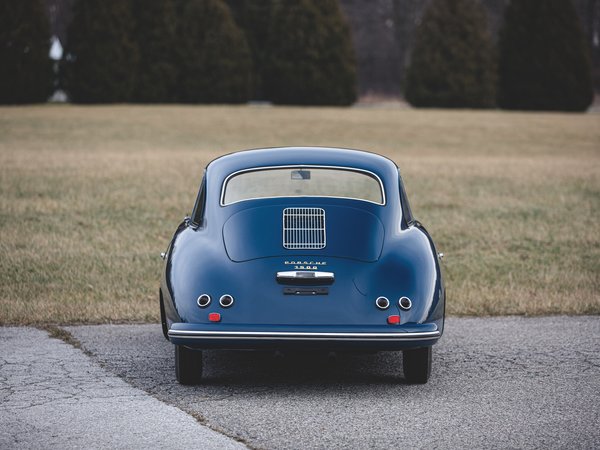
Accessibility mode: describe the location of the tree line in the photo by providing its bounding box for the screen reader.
[405,0,594,111]
[0,0,594,111]
[62,0,356,105]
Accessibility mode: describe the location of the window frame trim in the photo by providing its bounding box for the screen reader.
[190,171,207,228]
[220,164,387,207]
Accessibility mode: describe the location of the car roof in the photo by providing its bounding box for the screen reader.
[206,147,399,176]
[198,147,403,221]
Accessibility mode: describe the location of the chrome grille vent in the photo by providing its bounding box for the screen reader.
[283,208,326,250]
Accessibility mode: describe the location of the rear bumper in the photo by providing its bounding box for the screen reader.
[167,322,441,350]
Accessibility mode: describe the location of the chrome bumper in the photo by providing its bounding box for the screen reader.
[167,329,440,342]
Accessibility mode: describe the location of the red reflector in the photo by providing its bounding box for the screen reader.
[208,312,221,322]
[387,315,400,325]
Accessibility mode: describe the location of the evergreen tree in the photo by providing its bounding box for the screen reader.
[264,0,357,106]
[131,0,178,103]
[404,0,496,108]
[62,0,138,103]
[497,0,593,111]
[227,0,275,100]
[0,0,53,104]
[176,0,252,103]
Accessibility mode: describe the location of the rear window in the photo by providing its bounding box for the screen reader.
[222,166,385,206]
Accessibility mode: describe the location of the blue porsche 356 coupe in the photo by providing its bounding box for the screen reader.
[160,147,445,384]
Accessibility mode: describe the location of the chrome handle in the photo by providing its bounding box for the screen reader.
[276,271,335,285]
[277,271,334,280]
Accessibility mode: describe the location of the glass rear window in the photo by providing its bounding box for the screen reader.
[222,166,384,205]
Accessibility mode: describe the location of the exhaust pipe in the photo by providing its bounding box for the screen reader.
[197,294,211,308]
[219,294,234,308]
[375,296,390,310]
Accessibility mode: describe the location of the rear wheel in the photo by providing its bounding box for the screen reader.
[175,345,203,385]
[403,346,432,384]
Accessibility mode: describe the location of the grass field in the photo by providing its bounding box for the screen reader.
[0,105,598,325]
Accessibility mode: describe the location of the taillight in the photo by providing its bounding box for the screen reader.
[387,315,400,325]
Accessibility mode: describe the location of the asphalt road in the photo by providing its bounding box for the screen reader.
[54,316,600,449]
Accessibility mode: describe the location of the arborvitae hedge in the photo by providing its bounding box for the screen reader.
[497,0,593,112]
[264,0,357,106]
[0,0,53,104]
[62,0,138,103]
[227,0,275,100]
[404,0,496,108]
[176,0,252,103]
[131,0,178,103]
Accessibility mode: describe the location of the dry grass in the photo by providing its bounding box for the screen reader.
[0,105,598,324]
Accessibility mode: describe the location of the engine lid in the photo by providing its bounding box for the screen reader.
[223,204,384,262]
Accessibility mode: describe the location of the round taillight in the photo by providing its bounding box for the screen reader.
[375,296,390,310]
[197,294,211,308]
[219,294,234,308]
[399,296,412,310]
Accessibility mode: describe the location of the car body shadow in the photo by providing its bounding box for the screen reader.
[196,349,407,386]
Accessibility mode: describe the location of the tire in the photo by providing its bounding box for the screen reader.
[175,345,203,385]
[159,290,169,340]
[403,346,432,384]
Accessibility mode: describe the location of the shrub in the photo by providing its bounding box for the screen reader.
[404,0,496,108]
[226,0,275,100]
[497,0,593,111]
[264,0,357,106]
[0,0,53,104]
[131,0,178,103]
[62,0,138,103]
[176,0,252,103]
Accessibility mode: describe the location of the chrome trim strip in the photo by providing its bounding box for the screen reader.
[220,165,386,206]
[168,330,440,341]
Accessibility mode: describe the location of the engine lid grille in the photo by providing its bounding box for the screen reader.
[283,207,326,250]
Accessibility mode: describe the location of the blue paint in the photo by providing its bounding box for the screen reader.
[160,147,445,351]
